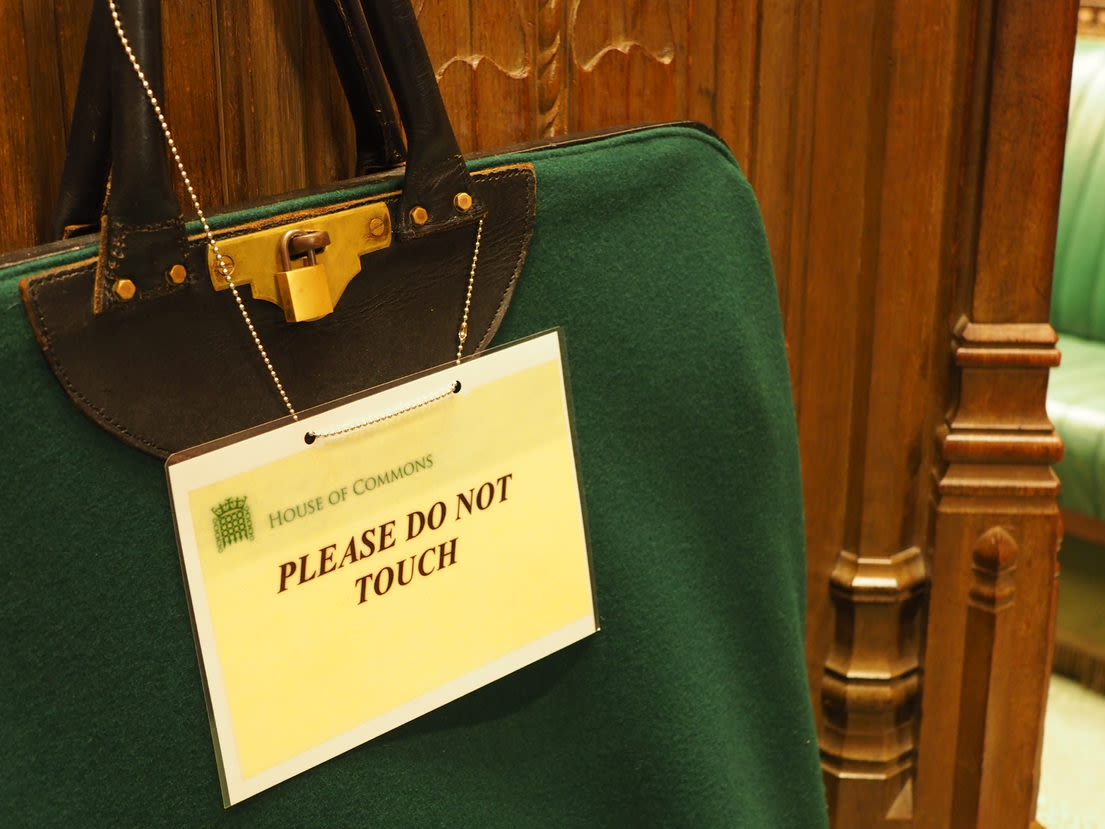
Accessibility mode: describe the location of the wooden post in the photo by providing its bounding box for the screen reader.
[815,1,1077,827]
[913,0,1077,825]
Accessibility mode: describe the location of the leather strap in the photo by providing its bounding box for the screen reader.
[315,0,405,176]
[105,0,178,229]
[92,0,187,311]
[361,0,484,239]
[51,0,113,240]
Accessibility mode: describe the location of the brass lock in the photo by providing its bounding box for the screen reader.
[275,230,333,323]
[207,199,391,322]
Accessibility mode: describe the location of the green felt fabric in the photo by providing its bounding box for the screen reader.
[1050,334,1105,522]
[0,126,827,828]
[1052,39,1105,343]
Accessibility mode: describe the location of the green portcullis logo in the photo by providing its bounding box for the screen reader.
[212,496,254,552]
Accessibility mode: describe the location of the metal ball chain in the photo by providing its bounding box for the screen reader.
[107,0,298,420]
[456,218,483,364]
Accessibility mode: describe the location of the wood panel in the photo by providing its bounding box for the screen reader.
[0,2,66,245]
[0,1,1082,827]
[161,1,223,208]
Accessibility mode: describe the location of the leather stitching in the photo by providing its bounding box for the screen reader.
[96,216,191,313]
[473,166,536,354]
[108,217,187,232]
[23,163,537,455]
[27,267,170,454]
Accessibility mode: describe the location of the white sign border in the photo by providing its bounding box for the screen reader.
[166,330,597,806]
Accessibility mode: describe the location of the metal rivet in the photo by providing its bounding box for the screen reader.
[114,278,137,301]
[218,253,236,276]
[453,192,473,212]
[410,206,429,226]
[369,216,387,237]
[167,263,187,285]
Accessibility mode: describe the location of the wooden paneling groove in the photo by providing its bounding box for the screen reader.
[743,0,765,183]
[211,0,230,205]
[20,0,69,242]
[49,3,74,146]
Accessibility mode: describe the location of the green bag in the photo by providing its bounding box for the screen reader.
[0,1,826,826]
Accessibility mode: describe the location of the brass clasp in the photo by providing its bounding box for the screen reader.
[206,200,392,322]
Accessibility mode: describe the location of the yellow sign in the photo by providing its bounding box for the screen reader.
[166,331,597,806]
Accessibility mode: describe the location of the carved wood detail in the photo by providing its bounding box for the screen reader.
[951,527,1018,828]
[568,0,677,72]
[537,0,566,136]
[420,0,530,80]
[821,547,927,818]
[923,321,1063,829]
[415,1,533,151]
[809,0,1077,825]
[912,12,1079,823]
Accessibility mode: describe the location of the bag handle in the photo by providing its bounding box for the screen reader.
[316,0,489,238]
[315,0,406,177]
[78,0,483,306]
[359,0,485,238]
[52,0,405,240]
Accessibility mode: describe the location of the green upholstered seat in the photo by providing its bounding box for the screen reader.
[0,127,828,828]
[1054,40,1105,343]
[1050,335,1105,522]
[1051,40,1105,522]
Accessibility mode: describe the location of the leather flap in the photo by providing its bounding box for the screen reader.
[22,164,535,458]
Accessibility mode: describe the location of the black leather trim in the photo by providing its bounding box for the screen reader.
[51,0,113,239]
[361,0,483,239]
[21,164,536,458]
[316,0,406,175]
[91,0,189,309]
[104,0,177,230]
[209,121,724,220]
[93,215,190,314]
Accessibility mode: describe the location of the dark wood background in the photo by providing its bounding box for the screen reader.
[0,2,1083,827]
[0,0,767,249]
